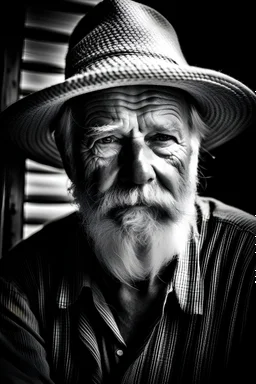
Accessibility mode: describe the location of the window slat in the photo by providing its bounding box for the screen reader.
[20,70,64,93]
[23,40,67,70]
[25,172,72,203]
[24,202,76,224]
[20,1,101,241]
[25,8,83,35]
[26,159,65,174]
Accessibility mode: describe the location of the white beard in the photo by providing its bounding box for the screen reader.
[75,180,197,285]
[85,206,194,285]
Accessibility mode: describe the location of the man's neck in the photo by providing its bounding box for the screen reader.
[93,257,177,345]
[110,277,168,345]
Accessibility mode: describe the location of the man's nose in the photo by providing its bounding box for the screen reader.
[119,139,156,185]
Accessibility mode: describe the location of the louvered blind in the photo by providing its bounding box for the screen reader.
[20,0,100,239]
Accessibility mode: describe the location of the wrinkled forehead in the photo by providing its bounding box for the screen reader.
[68,85,191,123]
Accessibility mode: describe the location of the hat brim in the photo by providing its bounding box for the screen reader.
[1,57,256,169]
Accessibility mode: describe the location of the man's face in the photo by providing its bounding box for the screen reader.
[71,85,199,224]
[68,85,200,282]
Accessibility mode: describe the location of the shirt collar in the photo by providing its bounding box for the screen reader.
[171,227,204,315]
[171,200,205,315]
[56,269,91,309]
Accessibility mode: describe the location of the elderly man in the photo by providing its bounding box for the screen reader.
[0,0,255,383]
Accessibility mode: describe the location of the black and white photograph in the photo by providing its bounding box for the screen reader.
[0,1,255,383]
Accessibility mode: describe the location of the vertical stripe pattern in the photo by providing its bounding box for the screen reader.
[0,196,255,383]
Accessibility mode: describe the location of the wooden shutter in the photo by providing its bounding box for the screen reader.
[0,3,26,258]
[21,0,100,240]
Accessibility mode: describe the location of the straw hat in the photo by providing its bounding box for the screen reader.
[1,0,256,168]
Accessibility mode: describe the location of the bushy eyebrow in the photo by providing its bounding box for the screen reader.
[81,124,122,149]
[84,124,121,138]
[159,123,183,135]
[79,113,185,141]
[84,123,183,138]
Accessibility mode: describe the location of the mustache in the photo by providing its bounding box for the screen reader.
[80,182,180,221]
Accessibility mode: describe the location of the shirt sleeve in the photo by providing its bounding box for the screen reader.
[0,277,55,384]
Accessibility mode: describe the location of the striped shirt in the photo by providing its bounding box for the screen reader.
[0,196,255,384]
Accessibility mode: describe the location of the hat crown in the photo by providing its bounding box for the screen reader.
[65,0,187,78]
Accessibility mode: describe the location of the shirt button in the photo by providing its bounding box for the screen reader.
[116,349,124,357]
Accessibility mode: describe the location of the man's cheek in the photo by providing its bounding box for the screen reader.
[153,147,192,198]
[97,158,120,193]
[152,159,182,200]
[81,154,120,193]
[80,150,109,182]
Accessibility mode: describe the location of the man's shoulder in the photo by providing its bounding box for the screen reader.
[196,196,256,235]
[14,211,80,250]
[1,211,82,270]
[33,210,80,238]
[0,211,88,309]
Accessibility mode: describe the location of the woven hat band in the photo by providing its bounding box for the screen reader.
[65,0,187,78]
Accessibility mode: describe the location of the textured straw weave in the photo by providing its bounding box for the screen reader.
[1,0,256,168]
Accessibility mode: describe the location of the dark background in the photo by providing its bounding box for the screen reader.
[141,0,255,215]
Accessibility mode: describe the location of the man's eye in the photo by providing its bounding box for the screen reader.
[152,134,177,142]
[96,136,118,144]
